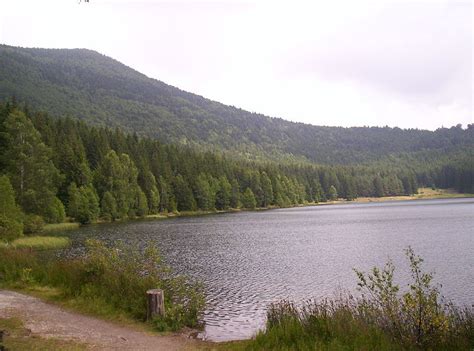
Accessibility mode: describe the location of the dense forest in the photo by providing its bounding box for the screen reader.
[0,100,472,242]
[1,45,473,165]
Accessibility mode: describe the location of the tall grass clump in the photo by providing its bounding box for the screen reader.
[9,236,70,250]
[250,247,473,351]
[0,240,205,331]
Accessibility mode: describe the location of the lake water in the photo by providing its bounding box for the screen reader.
[65,198,474,341]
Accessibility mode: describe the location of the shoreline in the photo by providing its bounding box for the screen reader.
[44,188,473,232]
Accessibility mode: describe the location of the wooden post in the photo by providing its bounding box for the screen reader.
[146,289,165,320]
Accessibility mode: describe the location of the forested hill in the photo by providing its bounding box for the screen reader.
[1,44,472,164]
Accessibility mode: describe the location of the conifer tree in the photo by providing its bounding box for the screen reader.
[173,174,195,211]
[0,175,23,241]
[242,187,257,209]
[3,110,63,222]
[230,178,241,208]
[216,176,232,210]
[194,174,212,210]
[261,172,274,207]
[328,185,338,200]
[101,191,118,221]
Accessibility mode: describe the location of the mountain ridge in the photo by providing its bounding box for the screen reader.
[0,44,472,165]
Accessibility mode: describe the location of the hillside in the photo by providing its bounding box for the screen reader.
[0,44,472,164]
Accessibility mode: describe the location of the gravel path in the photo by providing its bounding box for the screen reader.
[0,290,201,350]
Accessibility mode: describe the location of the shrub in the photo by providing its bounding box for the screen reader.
[0,240,205,332]
[0,216,23,242]
[23,214,45,234]
[251,248,473,350]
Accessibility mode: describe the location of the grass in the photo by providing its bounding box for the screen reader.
[0,240,205,333]
[43,222,80,233]
[4,236,71,250]
[0,317,87,350]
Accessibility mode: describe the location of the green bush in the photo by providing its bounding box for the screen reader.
[0,216,23,242]
[23,214,45,234]
[0,240,204,331]
[250,248,473,351]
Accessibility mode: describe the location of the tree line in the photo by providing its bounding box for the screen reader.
[0,101,471,240]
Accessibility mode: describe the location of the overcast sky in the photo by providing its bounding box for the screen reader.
[0,0,472,130]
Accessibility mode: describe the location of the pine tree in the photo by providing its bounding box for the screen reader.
[3,109,63,222]
[261,172,274,207]
[173,174,195,211]
[216,176,231,210]
[138,170,160,214]
[230,178,241,208]
[241,187,257,209]
[328,185,338,200]
[194,174,212,210]
[68,183,100,224]
[134,188,149,217]
[0,175,23,241]
[101,191,118,221]
[95,150,140,218]
[373,175,386,197]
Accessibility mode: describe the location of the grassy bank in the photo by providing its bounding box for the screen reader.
[0,240,205,333]
[0,236,70,250]
[221,248,473,351]
[43,222,80,233]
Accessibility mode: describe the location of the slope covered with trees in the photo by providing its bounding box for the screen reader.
[0,101,471,241]
[1,44,472,165]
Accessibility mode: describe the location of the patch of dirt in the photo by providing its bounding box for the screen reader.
[0,290,201,350]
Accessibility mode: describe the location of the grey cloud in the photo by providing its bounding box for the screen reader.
[281,2,471,104]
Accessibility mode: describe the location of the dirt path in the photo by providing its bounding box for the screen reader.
[0,290,202,350]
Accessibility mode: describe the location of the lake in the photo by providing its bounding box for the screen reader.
[65,198,474,341]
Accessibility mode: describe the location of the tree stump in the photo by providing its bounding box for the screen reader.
[146,289,165,320]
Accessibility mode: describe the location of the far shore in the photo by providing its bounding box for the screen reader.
[41,187,473,233]
[316,187,473,206]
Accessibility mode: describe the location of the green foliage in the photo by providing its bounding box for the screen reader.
[0,102,471,227]
[68,183,100,224]
[242,188,257,209]
[2,109,62,221]
[1,45,473,166]
[0,175,23,241]
[0,241,205,331]
[173,174,196,211]
[216,176,232,210]
[138,170,160,214]
[95,150,140,219]
[353,247,473,349]
[10,236,70,250]
[23,214,45,234]
[42,222,80,232]
[134,188,149,217]
[0,217,23,242]
[100,191,118,221]
[194,174,213,210]
[230,178,241,208]
[328,185,338,201]
[249,248,473,351]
